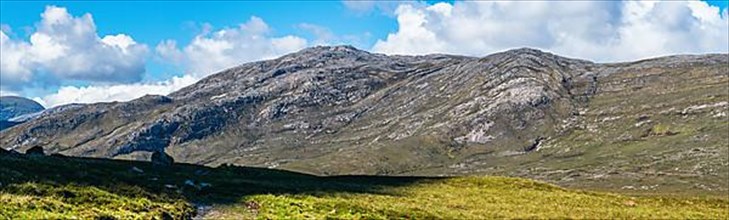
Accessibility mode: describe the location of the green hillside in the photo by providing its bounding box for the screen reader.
[1,153,726,219]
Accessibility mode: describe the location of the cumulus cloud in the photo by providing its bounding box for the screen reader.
[156,16,307,77]
[0,31,34,86]
[372,1,729,62]
[0,6,148,89]
[36,75,198,107]
[2,8,310,107]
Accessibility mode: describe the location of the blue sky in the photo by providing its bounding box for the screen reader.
[0,1,398,83]
[2,1,397,47]
[707,0,729,10]
[0,1,727,107]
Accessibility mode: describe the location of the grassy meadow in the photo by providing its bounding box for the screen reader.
[1,153,727,219]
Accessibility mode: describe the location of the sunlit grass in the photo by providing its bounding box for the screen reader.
[211,177,729,219]
[1,154,727,219]
[0,183,193,219]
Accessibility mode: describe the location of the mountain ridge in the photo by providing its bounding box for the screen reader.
[1,46,727,193]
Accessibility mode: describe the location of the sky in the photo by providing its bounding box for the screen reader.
[0,0,727,108]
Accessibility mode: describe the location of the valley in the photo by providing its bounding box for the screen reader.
[0,46,727,219]
[1,47,726,194]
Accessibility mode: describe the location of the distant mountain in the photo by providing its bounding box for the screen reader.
[0,96,44,130]
[1,46,726,193]
[0,96,44,121]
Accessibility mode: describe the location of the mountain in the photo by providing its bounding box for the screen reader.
[0,46,726,193]
[0,96,45,121]
[0,96,45,130]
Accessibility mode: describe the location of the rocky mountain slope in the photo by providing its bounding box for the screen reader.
[0,96,44,130]
[0,46,726,193]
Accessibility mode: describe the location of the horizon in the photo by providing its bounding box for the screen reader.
[1,1,728,108]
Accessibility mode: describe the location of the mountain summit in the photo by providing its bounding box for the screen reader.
[1,46,726,192]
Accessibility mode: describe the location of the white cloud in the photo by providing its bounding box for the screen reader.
[0,5,148,88]
[37,75,198,107]
[0,30,35,85]
[373,1,729,62]
[156,16,308,77]
[101,34,138,52]
[3,9,310,107]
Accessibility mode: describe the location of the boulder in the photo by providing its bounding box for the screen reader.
[26,146,45,156]
[151,151,174,166]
